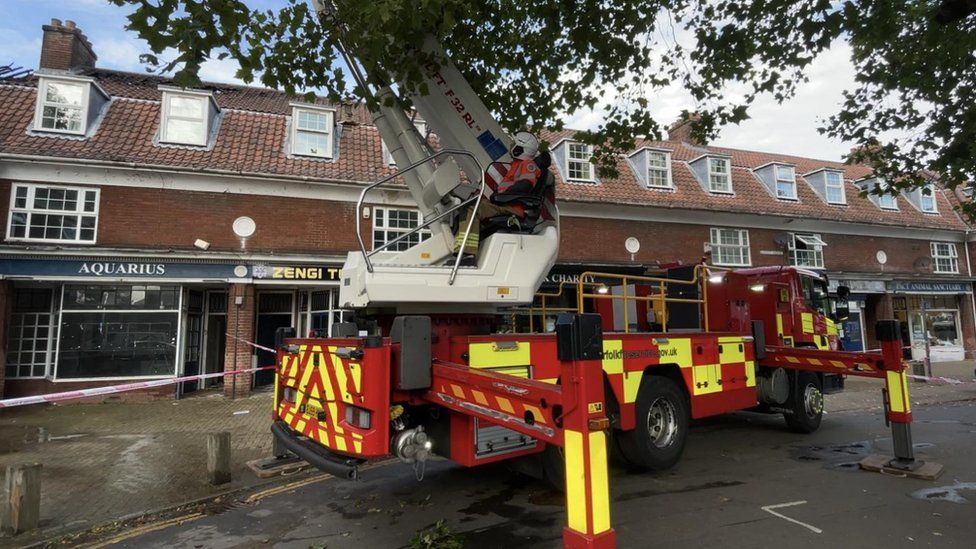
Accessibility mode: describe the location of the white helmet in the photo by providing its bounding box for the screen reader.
[511,131,539,160]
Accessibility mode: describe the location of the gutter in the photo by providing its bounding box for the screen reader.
[0,152,409,195]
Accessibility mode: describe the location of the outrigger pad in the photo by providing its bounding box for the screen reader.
[859,454,945,480]
[391,316,432,390]
[555,313,603,362]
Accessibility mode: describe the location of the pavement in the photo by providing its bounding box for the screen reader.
[0,361,974,548]
[0,388,280,546]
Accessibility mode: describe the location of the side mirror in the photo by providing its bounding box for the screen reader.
[834,303,850,322]
[836,285,851,300]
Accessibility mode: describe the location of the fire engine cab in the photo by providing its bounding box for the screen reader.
[269,3,925,548]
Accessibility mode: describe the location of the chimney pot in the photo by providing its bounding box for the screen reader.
[50,18,61,27]
[65,20,76,30]
[667,112,706,146]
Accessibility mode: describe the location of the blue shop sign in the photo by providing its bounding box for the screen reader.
[0,258,248,279]
[891,280,971,294]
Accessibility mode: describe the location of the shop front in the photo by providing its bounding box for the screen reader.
[891,280,972,362]
[0,256,246,397]
[828,278,887,352]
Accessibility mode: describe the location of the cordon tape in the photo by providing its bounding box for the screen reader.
[0,334,281,409]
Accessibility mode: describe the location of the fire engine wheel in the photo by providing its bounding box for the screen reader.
[784,372,824,433]
[615,376,689,471]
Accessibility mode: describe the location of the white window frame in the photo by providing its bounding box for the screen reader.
[371,207,431,252]
[645,150,673,189]
[565,142,596,183]
[824,171,846,204]
[709,228,751,267]
[931,242,958,274]
[160,89,212,146]
[7,183,100,245]
[774,165,797,199]
[919,184,938,213]
[34,77,91,135]
[878,192,898,210]
[291,104,336,159]
[382,119,427,166]
[708,157,732,194]
[789,233,826,269]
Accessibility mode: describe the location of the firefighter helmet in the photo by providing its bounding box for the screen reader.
[511,131,539,160]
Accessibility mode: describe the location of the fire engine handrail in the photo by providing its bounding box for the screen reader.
[575,265,731,333]
[354,148,486,284]
[513,280,607,332]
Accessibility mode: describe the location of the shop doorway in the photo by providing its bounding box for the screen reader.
[202,291,227,389]
[255,291,294,385]
[840,308,864,351]
[181,290,204,394]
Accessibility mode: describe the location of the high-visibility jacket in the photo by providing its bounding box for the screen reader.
[486,158,543,194]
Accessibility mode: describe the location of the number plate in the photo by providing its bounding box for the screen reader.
[304,400,324,420]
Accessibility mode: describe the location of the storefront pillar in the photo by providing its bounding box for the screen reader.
[0,281,12,397]
[224,283,256,398]
[864,293,894,349]
[960,293,976,359]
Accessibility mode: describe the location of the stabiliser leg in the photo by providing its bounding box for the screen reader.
[862,320,943,479]
[555,314,616,549]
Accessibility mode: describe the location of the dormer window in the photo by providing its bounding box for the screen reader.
[33,76,108,137]
[291,105,335,159]
[708,157,732,193]
[774,165,797,199]
[160,87,217,146]
[383,119,427,166]
[919,184,938,213]
[627,148,672,189]
[856,177,898,211]
[37,80,86,133]
[824,171,846,204]
[878,192,897,210]
[566,142,595,183]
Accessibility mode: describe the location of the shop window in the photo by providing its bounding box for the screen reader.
[788,233,826,269]
[298,290,351,337]
[930,242,958,274]
[5,288,55,379]
[709,228,751,266]
[56,285,180,379]
[372,207,431,251]
[566,142,595,183]
[291,105,335,158]
[7,184,99,244]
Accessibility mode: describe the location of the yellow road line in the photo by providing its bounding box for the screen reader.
[244,472,333,504]
[80,512,205,548]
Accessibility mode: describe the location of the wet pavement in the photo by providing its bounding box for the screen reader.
[100,396,976,548]
[0,389,277,545]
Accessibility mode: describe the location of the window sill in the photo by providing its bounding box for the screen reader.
[32,126,87,137]
[5,238,97,246]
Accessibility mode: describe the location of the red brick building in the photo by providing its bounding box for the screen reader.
[0,20,973,400]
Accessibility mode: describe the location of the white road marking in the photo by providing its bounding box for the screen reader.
[761,500,823,534]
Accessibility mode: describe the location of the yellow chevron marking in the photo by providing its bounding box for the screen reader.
[808,358,823,366]
[451,384,466,398]
[524,404,546,425]
[472,390,489,406]
[785,356,801,363]
[496,396,515,414]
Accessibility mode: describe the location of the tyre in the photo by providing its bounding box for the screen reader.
[784,371,824,433]
[614,376,689,471]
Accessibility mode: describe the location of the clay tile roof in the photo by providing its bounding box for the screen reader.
[0,69,968,232]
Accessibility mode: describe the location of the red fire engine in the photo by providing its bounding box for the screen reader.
[271,4,922,548]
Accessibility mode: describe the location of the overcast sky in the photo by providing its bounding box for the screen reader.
[2,0,858,162]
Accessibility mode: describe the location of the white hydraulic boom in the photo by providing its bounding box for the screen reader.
[314,1,559,313]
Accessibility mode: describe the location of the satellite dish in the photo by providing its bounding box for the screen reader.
[625,237,641,254]
[232,216,256,238]
[876,250,887,265]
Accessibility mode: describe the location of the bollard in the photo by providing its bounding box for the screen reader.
[2,463,41,535]
[207,432,232,485]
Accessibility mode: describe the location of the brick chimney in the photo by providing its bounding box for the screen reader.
[667,112,706,146]
[39,19,97,72]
